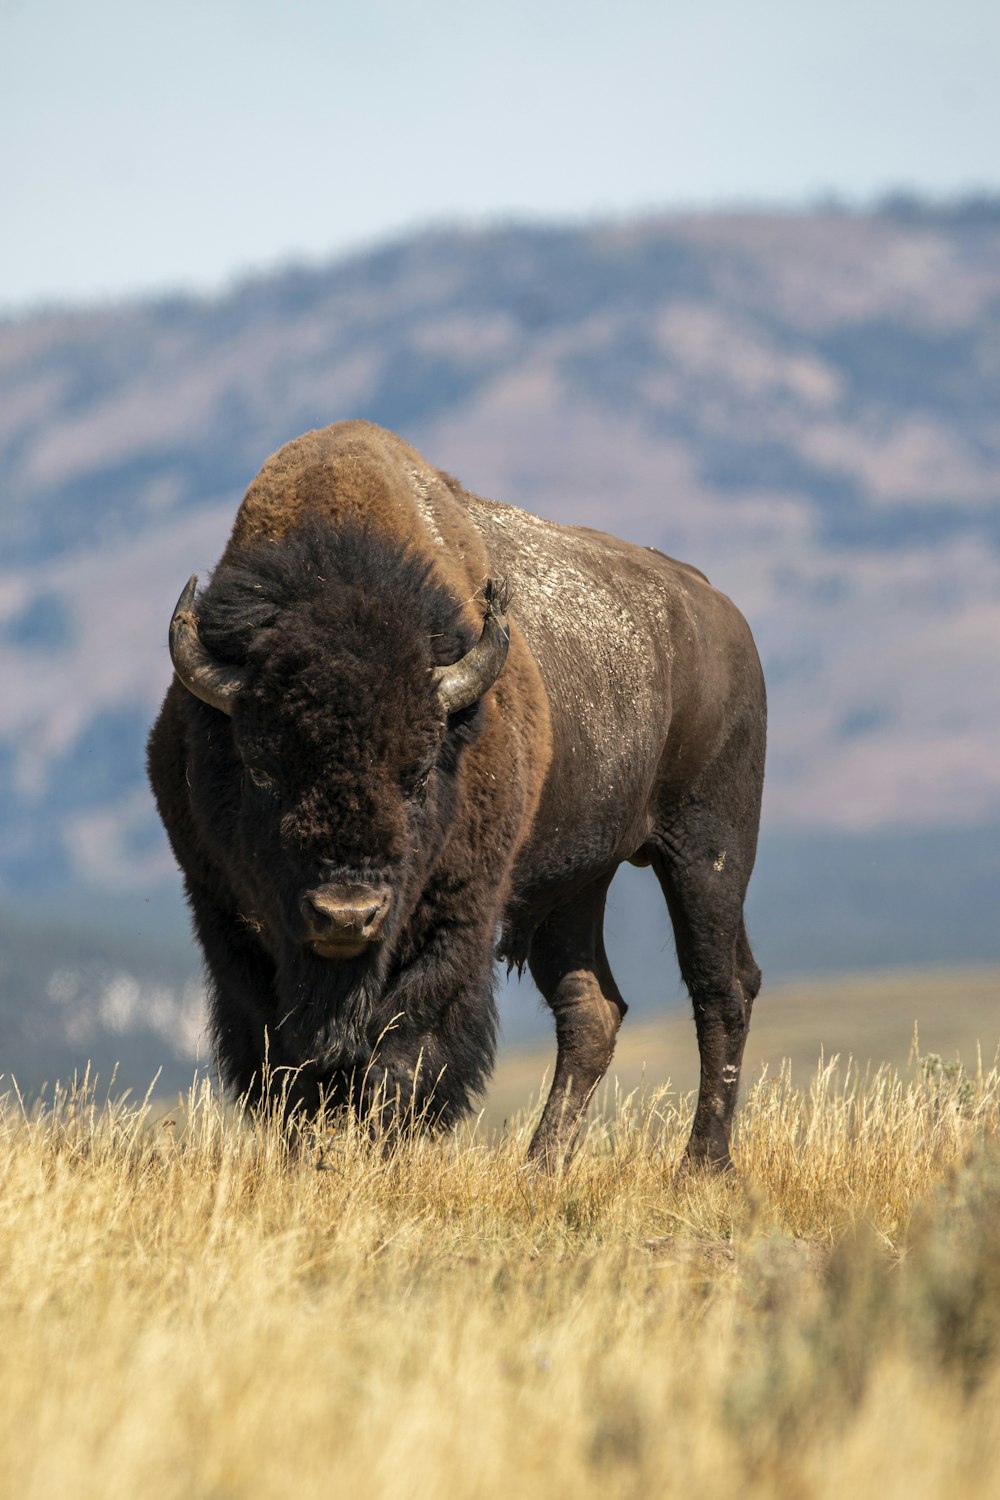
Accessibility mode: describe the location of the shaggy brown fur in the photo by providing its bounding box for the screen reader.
[148,421,766,1168]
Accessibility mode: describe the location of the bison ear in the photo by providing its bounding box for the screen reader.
[433,577,511,716]
[169,575,246,717]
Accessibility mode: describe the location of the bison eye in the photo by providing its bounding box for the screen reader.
[246,766,278,794]
[406,767,431,803]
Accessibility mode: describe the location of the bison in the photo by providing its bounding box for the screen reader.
[148,420,765,1169]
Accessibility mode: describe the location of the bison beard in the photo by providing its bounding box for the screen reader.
[148,420,766,1169]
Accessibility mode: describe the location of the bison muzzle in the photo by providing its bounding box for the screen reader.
[148,420,766,1169]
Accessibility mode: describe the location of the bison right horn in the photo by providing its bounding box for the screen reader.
[169,575,246,716]
[433,577,511,716]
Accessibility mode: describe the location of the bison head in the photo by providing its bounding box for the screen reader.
[168,518,508,1065]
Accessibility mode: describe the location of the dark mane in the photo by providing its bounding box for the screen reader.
[196,516,477,672]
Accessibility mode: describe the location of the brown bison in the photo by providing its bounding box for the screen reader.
[147,420,765,1168]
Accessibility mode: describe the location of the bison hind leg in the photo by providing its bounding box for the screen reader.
[649,705,765,1171]
[525,873,626,1170]
[652,841,761,1172]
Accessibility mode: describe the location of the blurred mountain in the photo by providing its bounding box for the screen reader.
[2,201,999,1090]
[0,903,208,1097]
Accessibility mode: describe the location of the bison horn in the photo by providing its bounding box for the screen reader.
[433,578,511,716]
[168,575,246,716]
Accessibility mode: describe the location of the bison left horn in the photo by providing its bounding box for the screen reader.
[168,575,246,716]
[433,577,511,716]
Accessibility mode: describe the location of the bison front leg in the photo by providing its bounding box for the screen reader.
[185,882,325,1117]
[356,933,501,1136]
[526,876,626,1170]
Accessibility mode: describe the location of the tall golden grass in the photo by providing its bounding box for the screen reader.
[2,1046,1000,1499]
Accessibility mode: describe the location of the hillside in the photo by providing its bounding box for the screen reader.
[1,202,999,1082]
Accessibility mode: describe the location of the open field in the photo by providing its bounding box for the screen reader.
[487,964,1000,1126]
[3,972,1000,1500]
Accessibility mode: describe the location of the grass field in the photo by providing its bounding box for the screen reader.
[2,966,1000,1500]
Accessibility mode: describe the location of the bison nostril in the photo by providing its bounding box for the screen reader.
[305,896,334,931]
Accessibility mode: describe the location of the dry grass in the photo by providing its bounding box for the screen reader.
[488,965,1000,1124]
[2,1040,1000,1500]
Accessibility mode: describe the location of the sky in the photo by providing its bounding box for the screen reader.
[3,0,999,311]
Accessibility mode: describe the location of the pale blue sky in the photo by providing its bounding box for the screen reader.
[3,0,998,310]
